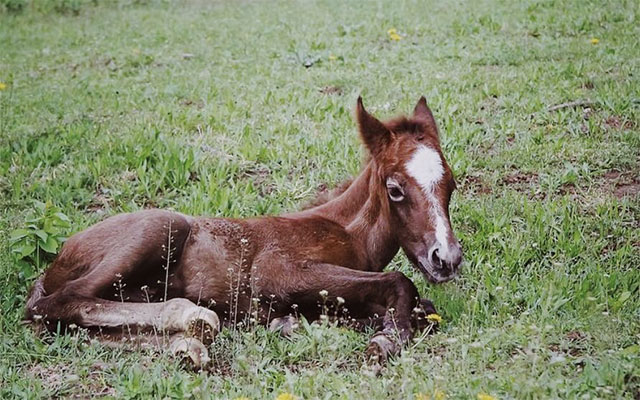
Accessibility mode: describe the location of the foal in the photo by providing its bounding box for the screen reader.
[26,97,462,367]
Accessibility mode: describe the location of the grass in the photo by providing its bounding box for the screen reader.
[1,0,639,398]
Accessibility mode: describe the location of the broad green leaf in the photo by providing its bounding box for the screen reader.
[33,229,48,242]
[34,201,46,212]
[54,212,70,222]
[40,236,58,253]
[15,243,36,259]
[9,229,30,242]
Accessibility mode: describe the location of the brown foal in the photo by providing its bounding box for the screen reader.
[25,96,462,367]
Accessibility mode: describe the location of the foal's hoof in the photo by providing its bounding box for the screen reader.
[269,315,299,337]
[183,307,220,346]
[366,333,399,364]
[412,298,440,333]
[419,298,437,315]
[170,336,211,370]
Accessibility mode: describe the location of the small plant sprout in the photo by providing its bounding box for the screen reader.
[9,201,70,279]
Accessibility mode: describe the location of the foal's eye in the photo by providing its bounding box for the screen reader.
[388,187,404,201]
[416,135,425,141]
[386,177,405,202]
[387,185,405,202]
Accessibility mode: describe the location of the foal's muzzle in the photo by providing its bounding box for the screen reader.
[416,241,463,283]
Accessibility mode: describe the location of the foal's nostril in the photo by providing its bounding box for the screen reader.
[429,245,462,272]
[431,248,443,267]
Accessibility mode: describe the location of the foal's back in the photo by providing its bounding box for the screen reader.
[38,210,192,301]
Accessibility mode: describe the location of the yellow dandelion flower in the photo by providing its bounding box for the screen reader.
[426,313,442,323]
[0,82,7,90]
[275,393,296,400]
[434,389,446,400]
[387,28,402,41]
[590,38,599,45]
[328,54,337,61]
[477,393,497,400]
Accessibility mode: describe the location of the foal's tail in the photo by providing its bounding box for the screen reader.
[24,276,46,321]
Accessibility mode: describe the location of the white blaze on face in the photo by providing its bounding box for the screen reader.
[405,145,452,258]
[405,145,444,192]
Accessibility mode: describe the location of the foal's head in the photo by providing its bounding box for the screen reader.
[357,96,463,283]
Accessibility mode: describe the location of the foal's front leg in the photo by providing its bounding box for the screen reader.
[264,262,421,362]
[347,298,439,333]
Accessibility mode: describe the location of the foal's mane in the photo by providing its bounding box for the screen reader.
[385,117,431,137]
[300,178,354,210]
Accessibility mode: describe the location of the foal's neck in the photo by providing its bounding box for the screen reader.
[309,161,400,271]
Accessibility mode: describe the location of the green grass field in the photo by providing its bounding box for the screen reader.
[1,0,638,398]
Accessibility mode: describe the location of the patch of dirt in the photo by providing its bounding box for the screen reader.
[502,171,539,186]
[557,182,578,196]
[559,168,639,201]
[87,171,137,214]
[547,331,589,359]
[623,373,640,400]
[499,171,547,199]
[87,185,114,214]
[566,330,586,342]
[240,163,275,196]
[319,86,343,95]
[601,170,640,199]
[615,183,640,199]
[179,98,204,108]
[459,175,491,195]
[581,81,594,90]
[604,116,635,130]
[603,171,623,180]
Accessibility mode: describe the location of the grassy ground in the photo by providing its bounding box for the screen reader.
[1,0,639,398]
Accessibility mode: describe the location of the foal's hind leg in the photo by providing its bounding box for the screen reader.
[31,294,220,344]
[30,292,219,367]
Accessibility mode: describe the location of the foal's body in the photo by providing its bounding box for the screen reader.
[27,97,463,366]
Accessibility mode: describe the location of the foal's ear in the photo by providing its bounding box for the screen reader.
[356,96,391,157]
[413,96,438,135]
